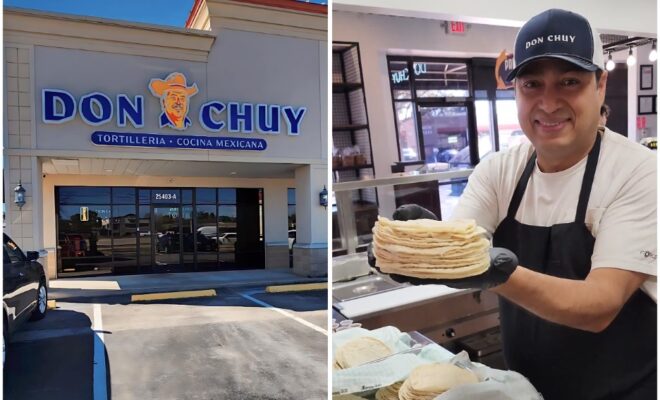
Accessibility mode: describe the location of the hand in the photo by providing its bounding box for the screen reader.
[392,204,439,221]
[375,248,519,290]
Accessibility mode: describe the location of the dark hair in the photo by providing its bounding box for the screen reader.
[596,69,604,83]
[600,103,610,117]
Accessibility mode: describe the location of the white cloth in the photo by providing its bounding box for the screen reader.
[453,129,657,301]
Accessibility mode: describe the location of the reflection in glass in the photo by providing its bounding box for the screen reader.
[112,188,136,204]
[59,187,111,205]
[287,188,296,206]
[395,102,420,162]
[182,205,195,269]
[58,205,113,276]
[419,106,470,167]
[153,206,180,268]
[414,62,469,98]
[138,205,151,270]
[388,60,412,99]
[196,188,216,204]
[219,188,237,204]
[196,204,218,270]
[218,205,237,265]
[111,205,138,274]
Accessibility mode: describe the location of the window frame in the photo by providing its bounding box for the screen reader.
[387,55,480,167]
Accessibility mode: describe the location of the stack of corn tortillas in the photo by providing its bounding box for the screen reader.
[375,382,402,400]
[372,217,490,279]
[398,363,479,400]
[334,336,393,370]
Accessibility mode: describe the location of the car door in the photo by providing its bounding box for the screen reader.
[3,236,34,325]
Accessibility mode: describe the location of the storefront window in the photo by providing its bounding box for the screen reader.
[112,187,135,204]
[413,61,469,98]
[395,102,420,162]
[196,204,218,270]
[387,57,474,167]
[218,205,237,265]
[496,99,527,151]
[59,187,110,204]
[111,205,138,274]
[196,188,216,204]
[56,186,265,276]
[287,188,296,231]
[419,105,470,167]
[475,100,495,158]
[58,204,112,276]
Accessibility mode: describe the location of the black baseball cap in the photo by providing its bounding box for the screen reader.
[507,9,604,81]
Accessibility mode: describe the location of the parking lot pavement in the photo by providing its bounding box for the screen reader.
[4,286,328,400]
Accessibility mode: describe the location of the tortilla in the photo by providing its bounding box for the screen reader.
[398,363,479,399]
[372,217,490,279]
[335,336,392,369]
[374,382,402,400]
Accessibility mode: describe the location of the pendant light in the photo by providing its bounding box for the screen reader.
[649,41,657,62]
[606,52,615,71]
[626,46,636,66]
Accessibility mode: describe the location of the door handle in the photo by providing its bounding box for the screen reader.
[18,272,25,277]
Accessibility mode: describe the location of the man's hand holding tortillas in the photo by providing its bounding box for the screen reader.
[369,204,518,289]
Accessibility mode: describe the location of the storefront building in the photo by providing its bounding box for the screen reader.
[4,0,328,279]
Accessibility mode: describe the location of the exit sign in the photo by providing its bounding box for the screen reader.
[448,21,465,34]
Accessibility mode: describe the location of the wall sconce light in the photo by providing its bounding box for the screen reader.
[319,186,328,208]
[14,180,26,209]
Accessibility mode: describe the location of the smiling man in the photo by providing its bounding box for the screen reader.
[453,9,657,399]
[377,8,657,400]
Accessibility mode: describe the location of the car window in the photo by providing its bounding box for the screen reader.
[4,239,26,264]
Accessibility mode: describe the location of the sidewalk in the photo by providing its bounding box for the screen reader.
[49,269,327,300]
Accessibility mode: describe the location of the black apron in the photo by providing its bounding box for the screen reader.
[492,133,657,400]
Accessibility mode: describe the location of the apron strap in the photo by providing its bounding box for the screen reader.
[575,132,602,223]
[506,151,537,218]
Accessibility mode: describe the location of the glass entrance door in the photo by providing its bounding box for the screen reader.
[152,206,183,272]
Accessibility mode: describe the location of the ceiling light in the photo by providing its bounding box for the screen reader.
[626,47,636,66]
[104,169,113,172]
[649,41,657,62]
[606,52,615,71]
[230,172,237,175]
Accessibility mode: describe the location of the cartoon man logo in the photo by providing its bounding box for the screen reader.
[149,72,198,130]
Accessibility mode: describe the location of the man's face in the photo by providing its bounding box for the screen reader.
[163,89,188,119]
[514,58,607,155]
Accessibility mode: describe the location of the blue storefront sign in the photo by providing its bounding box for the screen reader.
[42,72,305,151]
[91,131,267,151]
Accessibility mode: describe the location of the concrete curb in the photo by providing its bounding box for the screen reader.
[49,277,328,301]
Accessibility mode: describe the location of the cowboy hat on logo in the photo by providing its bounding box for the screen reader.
[149,72,198,97]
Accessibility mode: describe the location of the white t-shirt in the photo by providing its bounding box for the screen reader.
[453,129,657,301]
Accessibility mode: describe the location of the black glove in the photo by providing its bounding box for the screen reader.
[376,247,519,290]
[392,204,438,221]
